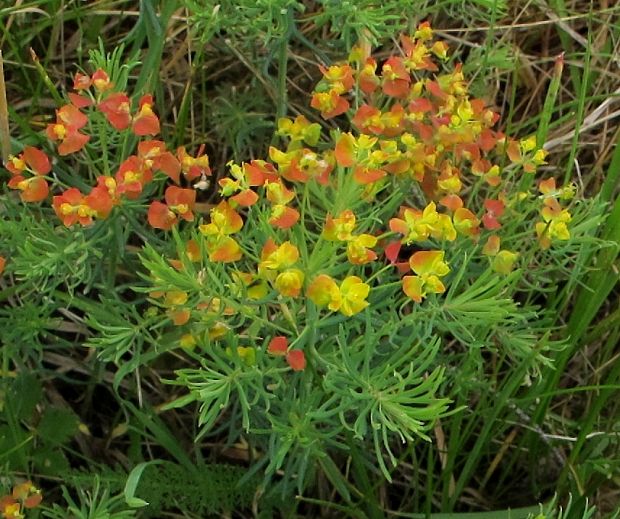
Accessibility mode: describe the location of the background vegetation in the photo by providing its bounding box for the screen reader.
[0,0,619,517]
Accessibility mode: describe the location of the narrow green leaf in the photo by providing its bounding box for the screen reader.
[124,460,163,508]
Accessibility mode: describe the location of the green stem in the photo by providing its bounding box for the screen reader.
[275,20,291,121]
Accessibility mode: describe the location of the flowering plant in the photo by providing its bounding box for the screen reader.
[0,482,42,519]
[1,24,599,502]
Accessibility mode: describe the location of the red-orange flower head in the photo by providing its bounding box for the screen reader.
[268,336,288,356]
[67,92,93,109]
[266,336,305,370]
[323,210,356,241]
[95,176,121,206]
[73,72,92,91]
[353,104,405,137]
[138,141,181,183]
[98,92,131,130]
[177,145,211,182]
[0,496,21,518]
[148,186,196,230]
[92,69,113,92]
[288,150,332,185]
[132,94,160,136]
[258,239,305,296]
[310,88,350,119]
[85,185,114,220]
[482,199,505,230]
[52,187,99,227]
[115,155,153,198]
[5,146,51,202]
[453,207,480,237]
[358,58,380,95]
[400,31,439,72]
[11,480,43,510]
[381,56,410,98]
[286,349,306,371]
[45,104,90,155]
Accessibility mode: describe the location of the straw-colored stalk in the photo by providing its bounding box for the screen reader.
[0,50,10,163]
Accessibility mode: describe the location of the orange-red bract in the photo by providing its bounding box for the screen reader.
[57,104,88,129]
[169,308,191,326]
[132,94,160,136]
[482,199,505,230]
[334,133,356,167]
[148,186,196,230]
[98,92,131,130]
[381,56,410,98]
[46,104,90,155]
[22,146,52,175]
[310,90,349,119]
[8,176,49,202]
[286,349,306,371]
[177,145,211,182]
[319,64,355,92]
[268,336,288,356]
[86,186,114,219]
[92,69,112,91]
[453,207,480,237]
[165,186,196,221]
[115,155,153,198]
[139,141,181,183]
[52,188,93,227]
[12,481,42,509]
[73,72,91,90]
[148,201,177,230]
[231,189,259,207]
[5,147,52,202]
[68,92,93,108]
[359,58,380,94]
[384,240,402,264]
[269,205,300,229]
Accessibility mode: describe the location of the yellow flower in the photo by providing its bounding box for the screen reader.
[389,201,440,243]
[164,290,188,307]
[226,346,256,366]
[259,240,300,271]
[323,210,356,241]
[338,276,370,316]
[307,275,369,316]
[208,322,229,341]
[307,274,340,309]
[179,334,197,350]
[403,250,450,302]
[346,234,378,264]
[275,269,305,297]
[492,250,519,275]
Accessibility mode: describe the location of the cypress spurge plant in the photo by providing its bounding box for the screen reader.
[1,23,606,511]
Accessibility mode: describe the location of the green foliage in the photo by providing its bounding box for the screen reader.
[133,461,260,516]
[0,206,99,295]
[43,476,136,519]
[207,84,275,160]
[1,0,619,517]
[54,462,261,518]
[184,0,304,45]
[0,373,77,476]
[323,333,450,479]
[184,0,509,48]
[87,43,139,96]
